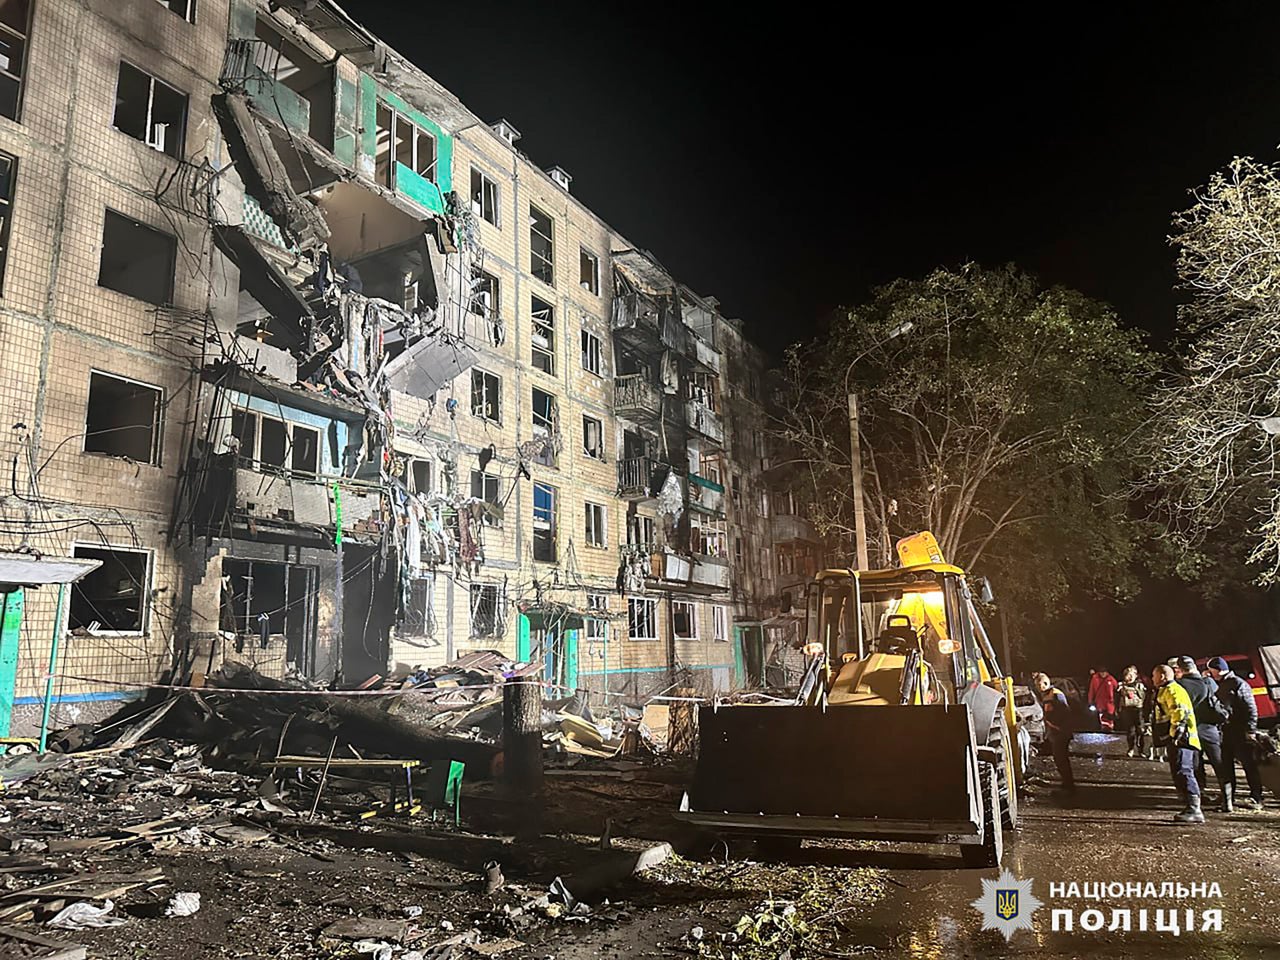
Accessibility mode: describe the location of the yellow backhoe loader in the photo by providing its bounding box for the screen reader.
[676,532,1025,867]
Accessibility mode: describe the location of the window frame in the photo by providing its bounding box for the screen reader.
[0,150,17,296]
[713,605,729,643]
[585,592,608,641]
[0,1,32,123]
[402,577,436,637]
[584,500,606,548]
[531,388,558,468]
[627,596,658,641]
[155,0,197,22]
[470,369,502,424]
[112,60,189,158]
[470,166,499,226]
[580,327,602,376]
[532,481,558,563]
[469,582,501,638]
[375,99,437,191]
[470,268,500,319]
[579,246,600,296]
[84,370,164,466]
[672,599,697,641]
[529,204,555,286]
[531,295,555,375]
[98,209,177,305]
[229,405,321,477]
[470,469,502,527]
[581,413,604,460]
[69,542,152,636]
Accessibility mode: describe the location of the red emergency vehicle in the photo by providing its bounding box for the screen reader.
[1196,652,1277,725]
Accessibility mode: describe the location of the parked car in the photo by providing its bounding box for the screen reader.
[1012,685,1044,742]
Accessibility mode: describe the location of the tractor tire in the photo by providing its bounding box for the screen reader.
[961,761,1004,868]
[990,714,1018,831]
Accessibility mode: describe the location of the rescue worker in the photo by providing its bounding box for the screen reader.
[1173,655,1230,807]
[1088,666,1118,731]
[1206,656,1264,811]
[1116,665,1147,757]
[1033,671,1075,791]
[1153,663,1204,823]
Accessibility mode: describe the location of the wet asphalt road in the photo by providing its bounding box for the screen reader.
[848,733,1280,958]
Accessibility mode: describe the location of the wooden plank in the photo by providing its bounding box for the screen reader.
[266,757,419,769]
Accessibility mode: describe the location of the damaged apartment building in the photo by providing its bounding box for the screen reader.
[0,0,797,733]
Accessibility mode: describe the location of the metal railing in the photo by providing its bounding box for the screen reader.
[617,456,658,497]
[614,374,661,418]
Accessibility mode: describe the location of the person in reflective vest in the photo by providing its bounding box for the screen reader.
[1153,664,1203,824]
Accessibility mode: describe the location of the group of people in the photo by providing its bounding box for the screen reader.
[1032,656,1265,823]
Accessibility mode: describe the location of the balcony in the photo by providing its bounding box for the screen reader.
[691,556,731,590]
[617,456,662,499]
[614,374,662,420]
[687,473,725,516]
[685,400,724,444]
[771,513,818,544]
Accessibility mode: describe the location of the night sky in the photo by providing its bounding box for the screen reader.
[357,4,1280,356]
[356,4,1280,671]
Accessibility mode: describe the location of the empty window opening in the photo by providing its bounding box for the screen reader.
[230,407,321,477]
[402,457,431,495]
[376,101,436,190]
[221,558,317,666]
[0,0,31,121]
[156,0,197,22]
[0,151,17,296]
[98,210,175,305]
[470,269,499,318]
[628,597,657,641]
[402,578,436,637]
[85,371,162,464]
[579,247,599,295]
[533,481,557,562]
[470,470,501,526]
[713,605,728,642]
[689,370,719,412]
[586,592,608,641]
[471,369,501,423]
[70,544,148,634]
[531,295,555,374]
[470,583,501,637]
[628,515,655,550]
[585,501,606,548]
[691,515,728,558]
[529,204,554,285]
[531,388,558,468]
[470,167,499,225]
[582,414,604,460]
[580,327,602,376]
[672,600,697,640]
[113,61,187,158]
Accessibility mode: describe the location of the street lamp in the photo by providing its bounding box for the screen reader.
[845,321,913,571]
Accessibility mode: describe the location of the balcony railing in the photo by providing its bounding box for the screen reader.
[614,374,662,420]
[617,456,659,499]
[771,513,818,544]
[685,400,724,443]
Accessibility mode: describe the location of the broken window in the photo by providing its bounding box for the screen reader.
[470,583,500,637]
[691,515,727,559]
[98,210,175,305]
[221,559,317,664]
[470,269,499,318]
[155,0,196,22]
[582,414,604,460]
[84,371,162,464]
[529,204,554,285]
[731,475,741,511]
[470,167,498,225]
[252,17,334,143]
[470,470,501,526]
[759,490,770,517]
[470,369,501,423]
[585,501,606,548]
[376,100,436,191]
[70,544,149,634]
[533,481,557,562]
[402,578,435,636]
[672,600,697,640]
[230,406,321,477]
[627,597,657,641]
[531,295,555,375]
[531,388,558,468]
[402,457,431,495]
[0,1,30,121]
[113,62,188,158]
[688,371,719,412]
[579,247,599,295]
[734,537,743,566]
[628,515,654,550]
[585,593,608,641]
[713,605,728,643]
[700,454,723,486]
[0,151,16,295]
[580,327,601,376]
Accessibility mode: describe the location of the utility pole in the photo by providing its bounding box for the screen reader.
[848,392,869,572]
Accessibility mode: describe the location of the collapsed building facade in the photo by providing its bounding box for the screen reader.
[0,0,820,733]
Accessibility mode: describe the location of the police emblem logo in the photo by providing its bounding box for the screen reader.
[972,869,1041,941]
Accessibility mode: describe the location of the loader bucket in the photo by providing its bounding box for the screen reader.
[678,703,984,841]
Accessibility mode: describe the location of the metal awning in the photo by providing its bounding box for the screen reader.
[0,553,102,589]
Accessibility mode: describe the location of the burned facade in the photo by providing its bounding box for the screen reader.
[0,0,792,734]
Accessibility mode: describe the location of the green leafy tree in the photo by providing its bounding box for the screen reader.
[1145,158,1280,582]
[773,264,1156,641]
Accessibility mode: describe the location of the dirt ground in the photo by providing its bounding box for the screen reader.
[1,732,1277,959]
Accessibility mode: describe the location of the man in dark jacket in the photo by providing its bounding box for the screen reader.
[1206,657,1264,811]
[1034,671,1075,791]
[1174,656,1231,809]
